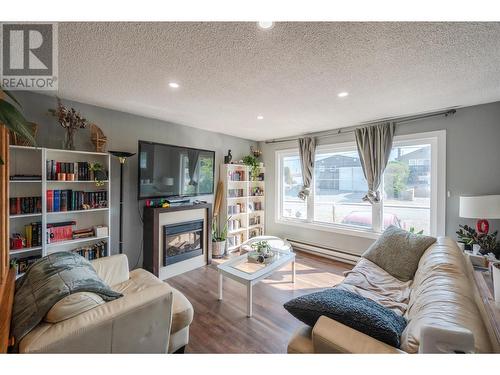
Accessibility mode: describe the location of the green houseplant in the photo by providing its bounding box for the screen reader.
[248,240,275,264]
[243,155,260,181]
[89,162,107,187]
[0,89,36,164]
[212,216,230,258]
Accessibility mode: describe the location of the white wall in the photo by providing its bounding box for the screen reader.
[260,101,500,256]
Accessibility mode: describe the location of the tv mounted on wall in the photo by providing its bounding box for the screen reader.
[137,140,215,200]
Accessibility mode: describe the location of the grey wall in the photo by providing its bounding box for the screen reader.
[260,101,500,256]
[15,91,257,268]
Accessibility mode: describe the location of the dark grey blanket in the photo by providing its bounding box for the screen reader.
[12,252,123,349]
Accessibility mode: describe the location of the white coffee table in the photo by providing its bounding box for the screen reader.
[217,249,296,317]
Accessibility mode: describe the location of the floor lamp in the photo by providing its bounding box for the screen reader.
[109,151,136,254]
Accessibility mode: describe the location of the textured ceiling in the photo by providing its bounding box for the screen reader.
[54,22,500,141]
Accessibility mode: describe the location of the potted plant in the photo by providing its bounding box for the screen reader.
[243,155,260,181]
[0,89,36,164]
[89,162,107,187]
[49,98,89,150]
[456,224,478,251]
[248,240,275,264]
[212,216,230,258]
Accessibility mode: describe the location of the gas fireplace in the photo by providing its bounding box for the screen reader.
[163,219,204,266]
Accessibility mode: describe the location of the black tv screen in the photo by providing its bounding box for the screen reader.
[138,141,215,200]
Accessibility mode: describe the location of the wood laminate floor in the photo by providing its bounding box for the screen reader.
[168,251,352,353]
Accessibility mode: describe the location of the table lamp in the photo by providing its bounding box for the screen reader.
[459,195,500,234]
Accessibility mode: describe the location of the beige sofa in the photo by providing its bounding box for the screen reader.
[288,237,495,354]
[18,254,193,353]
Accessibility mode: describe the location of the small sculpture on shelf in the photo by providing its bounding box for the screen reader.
[250,145,262,158]
[90,123,107,152]
[224,149,232,164]
[49,98,89,150]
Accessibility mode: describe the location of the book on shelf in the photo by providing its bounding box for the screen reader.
[9,222,42,249]
[72,241,107,261]
[17,255,42,274]
[46,220,76,243]
[72,227,95,239]
[46,160,107,181]
[46,189,108,212]
[9,196,42,215]
[9,174,42,181]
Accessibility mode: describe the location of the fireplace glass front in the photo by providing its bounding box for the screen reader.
[163,220,204,266]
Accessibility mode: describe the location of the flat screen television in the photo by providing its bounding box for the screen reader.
[138,140,215,200]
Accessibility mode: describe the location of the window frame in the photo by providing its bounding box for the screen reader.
[275,130,446,238]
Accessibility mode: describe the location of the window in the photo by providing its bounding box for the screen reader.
[314,147,371,228]
[383,143,431,234]
[276,130,445,237]
[280,152,307,220]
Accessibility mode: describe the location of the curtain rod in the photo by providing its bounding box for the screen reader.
[264,108,457,144]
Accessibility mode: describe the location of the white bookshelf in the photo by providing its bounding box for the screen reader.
[220,164,265,253]
[8,145,111,274]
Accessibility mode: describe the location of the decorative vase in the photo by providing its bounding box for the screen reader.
[64,128,76,150]
[212,240,227,259]
[472,244,481,255]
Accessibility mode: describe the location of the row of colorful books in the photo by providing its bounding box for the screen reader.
[9,196,42,215]
[46,160,105,181]
[46,189,108,212]
[72,241,107,260]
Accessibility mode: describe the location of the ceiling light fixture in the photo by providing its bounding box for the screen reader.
[258,21,274,30]
[169,82,180,89]
[257,115,264,120]
[337,92,349,98]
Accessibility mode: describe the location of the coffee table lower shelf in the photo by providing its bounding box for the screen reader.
[217,251,296,317]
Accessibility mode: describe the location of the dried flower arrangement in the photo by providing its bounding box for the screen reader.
[49,98,89,150]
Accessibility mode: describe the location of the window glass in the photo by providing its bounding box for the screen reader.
[281,154,307,220]
[383,143,431,234]
[313,149,371,228]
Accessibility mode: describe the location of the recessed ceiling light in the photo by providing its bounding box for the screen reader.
[338,92,349,98]
[257,115,264,120]
[258,21,274,30]
[169,82,180,89]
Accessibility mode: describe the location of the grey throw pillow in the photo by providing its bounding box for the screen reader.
[284,289,407,348]
[362,225,436,282]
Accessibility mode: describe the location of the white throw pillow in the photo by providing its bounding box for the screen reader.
[44,292,105,323]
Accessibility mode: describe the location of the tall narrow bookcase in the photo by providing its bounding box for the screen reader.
[219,164,265,253]
[9,146,111,278]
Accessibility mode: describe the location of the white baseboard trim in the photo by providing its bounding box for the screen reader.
[287,238,360,265]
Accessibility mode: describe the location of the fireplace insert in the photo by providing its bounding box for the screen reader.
[163,219,204,266]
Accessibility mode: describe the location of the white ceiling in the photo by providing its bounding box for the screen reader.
[55,22,500,141]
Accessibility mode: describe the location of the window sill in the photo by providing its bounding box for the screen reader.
[275,218,381,240]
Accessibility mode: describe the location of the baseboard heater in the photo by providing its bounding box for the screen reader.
[286,239,360,265]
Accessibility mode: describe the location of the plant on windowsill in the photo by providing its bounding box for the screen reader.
[243,155,260,181]
[409,227,424,235]
[212,216,230,258]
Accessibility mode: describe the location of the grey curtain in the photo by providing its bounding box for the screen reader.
[297,137,316,200]
[355,122,396,203]
[187,149,200,186]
